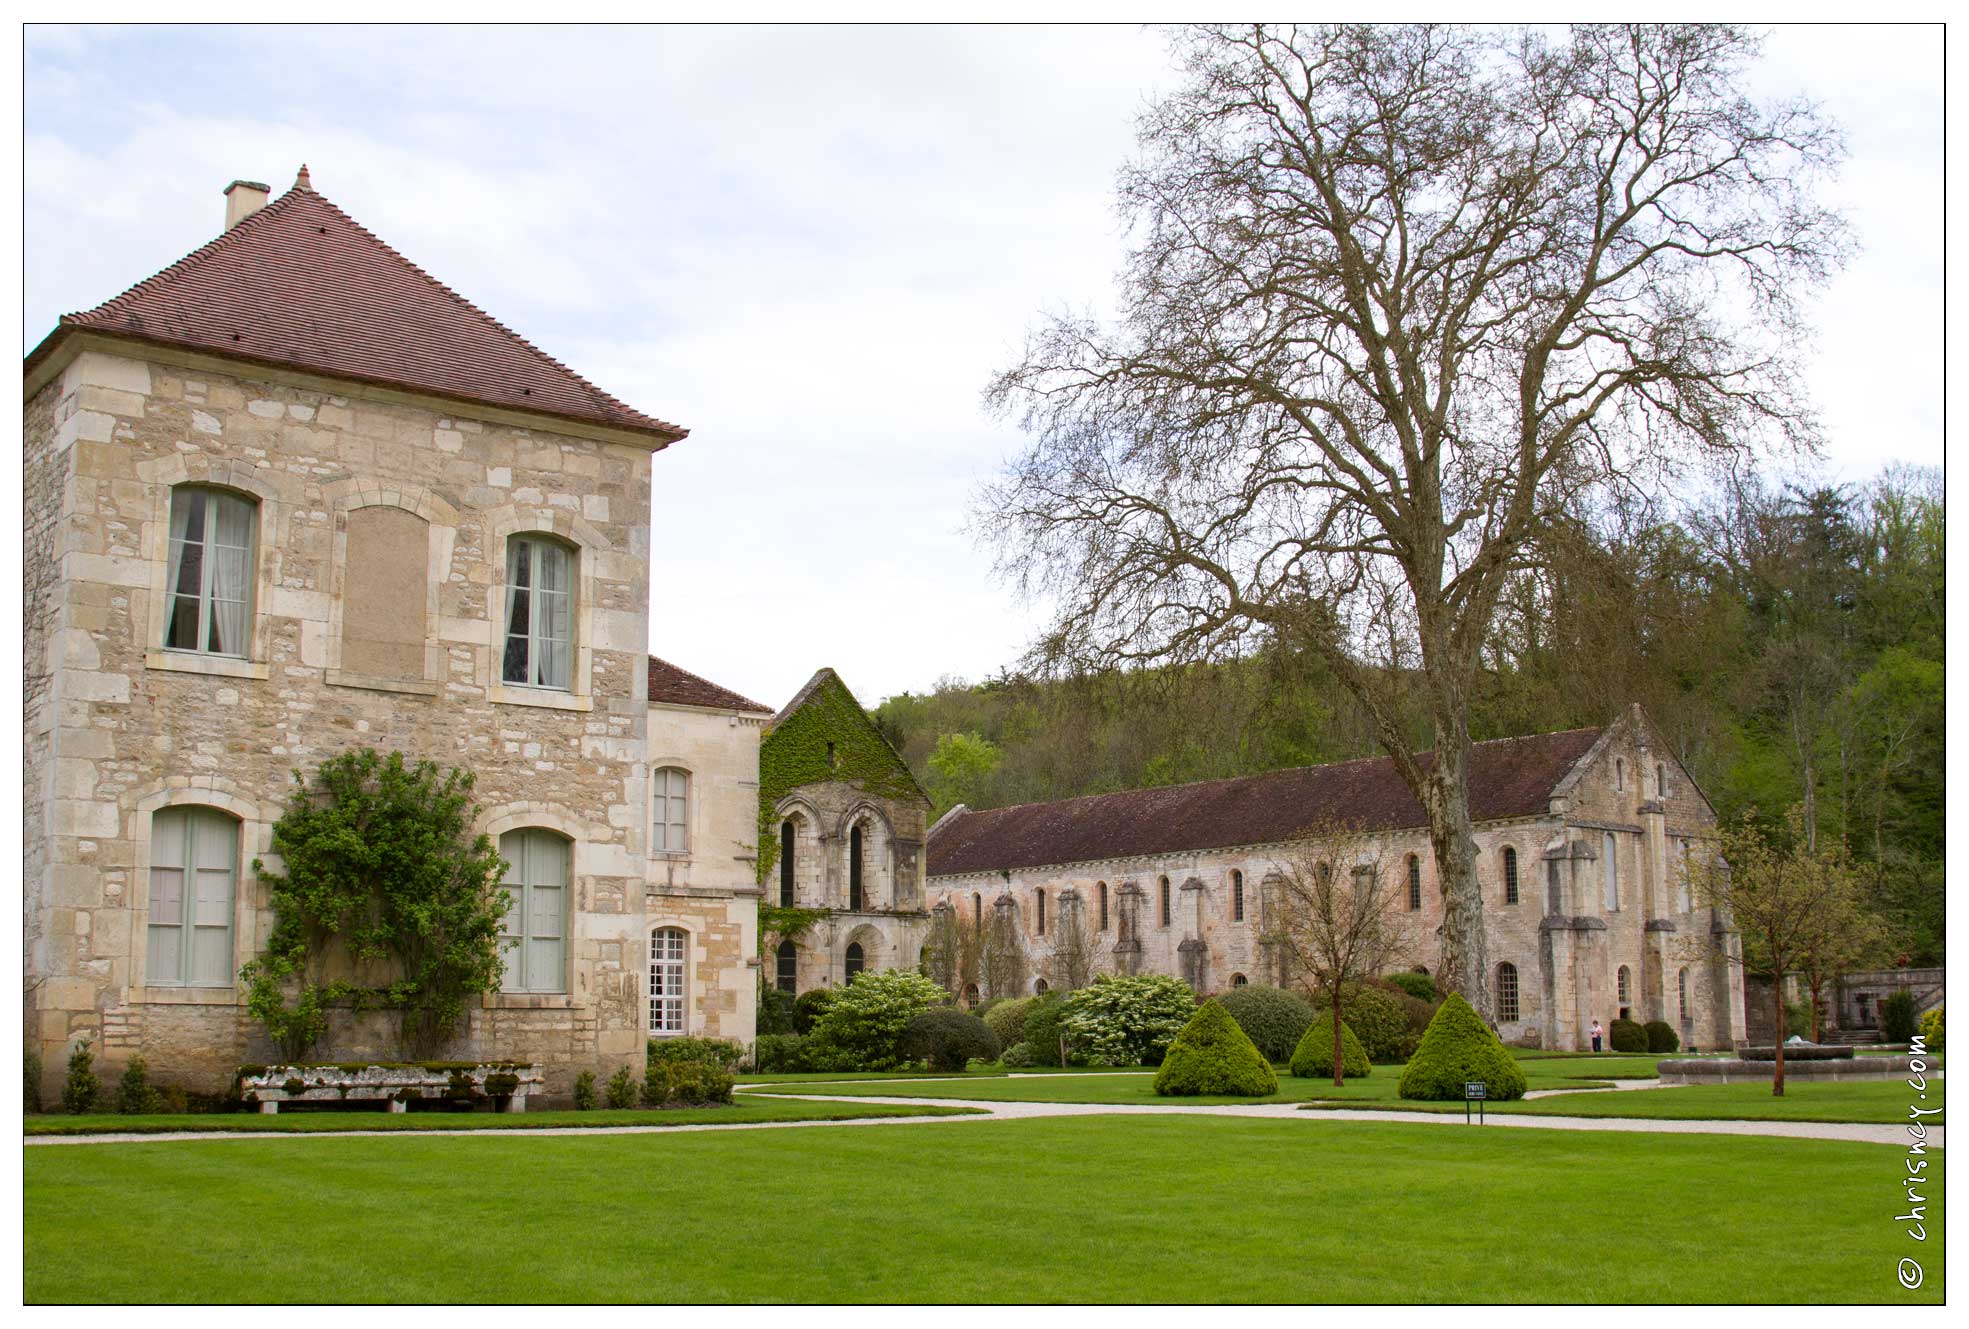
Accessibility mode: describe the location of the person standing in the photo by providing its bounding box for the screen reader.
[1590,1020,1604,1053]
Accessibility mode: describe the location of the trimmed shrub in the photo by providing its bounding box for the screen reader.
[808,969,948,1071]
[116,1057,163,1115]
[1609,1018,1648,1053]
[1644,1020,1680,1054]
[983,997,1035,1049]
[1397,993,1528,1101]
[1384,971,1437,1003]
[752,1033,810,1074]
[26,1047,42,1115]
[1000,1041,1035,1068]
[1918,1005,1943,1053]
[793,988,837,1035]
[899,1008,1001,1072]
[1216,984,1317,1064]
[1289,1011,1370,1079]
[1153,999,1279,1097]
[1881,990,1918,1043]
[648,1036,742,1068]
[61,1041,99,1115]
[1021,994,1071,1067]
[604,1066,638,1109]
[643,1059,735,1107]
[572,1070,597,1111]
[757,983,795,1035]
[1061,973,1198,1067]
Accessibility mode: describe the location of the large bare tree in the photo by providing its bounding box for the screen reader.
[982,24,1845,1015]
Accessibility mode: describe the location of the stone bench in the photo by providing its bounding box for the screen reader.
[239,1063,543,1113]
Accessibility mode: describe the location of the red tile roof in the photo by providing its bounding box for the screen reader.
[647,655,771,714]
[26,170,685,443]
[926,726,1602,876]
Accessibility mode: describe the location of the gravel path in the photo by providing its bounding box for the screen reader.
[27,1087,1937,1148]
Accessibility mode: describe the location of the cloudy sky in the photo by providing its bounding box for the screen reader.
[23,24,1942,710]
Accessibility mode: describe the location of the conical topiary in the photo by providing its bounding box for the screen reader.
[1290,1010,1370,1080]
[1153,997,1280,1097]
[1396,992,1528,1101]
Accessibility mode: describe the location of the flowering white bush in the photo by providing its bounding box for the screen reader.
[1060,973,1197,1066]
[809,969,948,1070]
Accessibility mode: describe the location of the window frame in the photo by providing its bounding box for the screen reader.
[1157,875,1171,927]
[1496,961,1520,1023]
[774,939,798,994]
[1097,881,1109,931]
[145,805,239,988]
[1602,831,1619,911]
[1502,846,1519,905]
[163,485,258,661]
[844,941,865,983]
[1406,854,1422,911]
[498,828,570,994]
[501,533,577,693]
[652,766,691,855]
[1035,887,1046,936]
[1231,869,1245,923]
[848,823,865,910]
[649,927,688,1035]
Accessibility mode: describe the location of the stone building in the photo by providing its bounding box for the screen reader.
[926,705,1746,1052]
[760,669,933,994]
[23,168,763,1101]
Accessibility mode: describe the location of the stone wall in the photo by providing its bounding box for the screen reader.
[27,345,675,1100]
[771,774,929,992]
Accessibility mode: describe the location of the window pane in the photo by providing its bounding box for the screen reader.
[530,884,563,940]
[191,925,232,986]
[147,923,183,985]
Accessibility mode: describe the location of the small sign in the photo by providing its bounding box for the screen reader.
[1464,1081,1487,1100]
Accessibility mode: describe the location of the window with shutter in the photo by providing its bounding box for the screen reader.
[653,768,689,853]
[499,828,569,993]
[147,807,237,987]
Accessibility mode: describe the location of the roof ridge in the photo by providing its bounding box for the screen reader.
[943,726,1605,820]
[647,652,772,713]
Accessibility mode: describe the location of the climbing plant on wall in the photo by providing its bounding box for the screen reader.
[241,748,509,1060]
[756,669,929,887]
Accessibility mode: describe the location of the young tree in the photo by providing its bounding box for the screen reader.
[982,896,1030,999]
[982,24,1846,1017]
[1684,806,1862,1094]
[1267,825,1416,1085]
[1048,889,1102,992]
[244,749,509,1059]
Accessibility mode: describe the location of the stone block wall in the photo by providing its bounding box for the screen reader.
[771,775,929,992]
[25,345,680,1100]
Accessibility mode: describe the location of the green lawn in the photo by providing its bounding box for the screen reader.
[24,1116,1941,1303]
[25,1098,981,1136]
[1310,1079,1942,1126]
[734,1065,1148,1084]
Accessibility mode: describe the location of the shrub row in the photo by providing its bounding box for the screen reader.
[1609,1017,1648,1053]
[1215,984,1316,1064]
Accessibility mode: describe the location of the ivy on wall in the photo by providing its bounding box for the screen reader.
[756,669,929,887]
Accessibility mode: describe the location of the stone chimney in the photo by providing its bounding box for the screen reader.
[223,179,271,231]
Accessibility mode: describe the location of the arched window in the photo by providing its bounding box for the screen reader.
[775,939,798,994]
[1615,758,1625,792]
[844,941,865,983]
[848,824,864,910]
[972,891,983,926]
[1033,978,1049,994]
[1406,854,1421,911]
[1656,763,1668,798]
[653,768,689,853]
[1231,870,1245,922]
[147,806,238,986]
[1502,847,1519,905]
[1496,962,1520,1023]
[499,828,568,993]
[1036,888,1047,936]
[779,820,796,907]
[1097,881,1109,931]
[649,927,687,1034]
[1158,875,1171,926]
[1603,832,1619,910]
[1678,968,1690,1022]
[1616,964,1631,1016]
[962,982,980,1009]
[1679,839,1695,913]
[165,486,256,657]
[1231,973,1248,988]
[502,533,574,690]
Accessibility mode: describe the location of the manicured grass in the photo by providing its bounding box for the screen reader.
[734,1065,1147,1084]
[745,1062,1617,1106]
[25,1098,981,1136]
[1312,1078,1941,1125]
[24,1116,1941,1302]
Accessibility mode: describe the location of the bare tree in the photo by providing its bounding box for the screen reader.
[982,24,1846,1016]
[1683,806,1860,1095]
[983,896,1030,998]
[1268,823,1417,1084]
[1048,889,1102,992]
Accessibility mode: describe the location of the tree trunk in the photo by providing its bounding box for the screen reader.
[1424,713,1490,1022]
[1332,990,1346,1089]
[1771,982,1787,1097]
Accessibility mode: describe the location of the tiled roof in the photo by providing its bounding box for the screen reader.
[26,169,685,443]
[647,655,772,714]
[926,726,1602,877]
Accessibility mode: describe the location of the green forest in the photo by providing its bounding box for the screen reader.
[874,466,1944,964]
